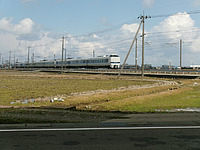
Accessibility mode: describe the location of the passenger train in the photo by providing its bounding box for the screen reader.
[16,54,120,69]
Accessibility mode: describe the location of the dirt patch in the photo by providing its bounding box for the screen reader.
[69,80,177,97]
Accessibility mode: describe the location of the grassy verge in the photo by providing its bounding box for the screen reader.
[67,85,174,107]
[77,85,200,112]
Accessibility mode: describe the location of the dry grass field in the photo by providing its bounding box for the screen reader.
[0,70,154,106]
[0,70,200,123]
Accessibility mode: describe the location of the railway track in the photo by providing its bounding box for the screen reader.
[19,68,200,79]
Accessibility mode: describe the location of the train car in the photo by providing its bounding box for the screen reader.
[16,54,120,69]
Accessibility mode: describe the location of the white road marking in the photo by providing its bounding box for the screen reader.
[0,126,200,132]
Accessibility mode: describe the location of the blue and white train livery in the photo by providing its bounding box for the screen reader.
[16,54,120,69]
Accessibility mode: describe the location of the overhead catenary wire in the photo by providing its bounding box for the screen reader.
[68,9,200,40]
[65,9,200,50]
[66,18,140,38]
[151,9,200,19]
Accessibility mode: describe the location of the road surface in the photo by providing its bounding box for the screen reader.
[0,113,200,150]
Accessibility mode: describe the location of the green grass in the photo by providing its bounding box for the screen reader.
[86,85,200,112]
[68,85,173,107]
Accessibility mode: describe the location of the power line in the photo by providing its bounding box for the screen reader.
[66,19,139,38]
[151,9,200,19]
[147,28,200,36]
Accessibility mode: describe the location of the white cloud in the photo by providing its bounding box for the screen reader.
[121,24,139,33]
[65,36,105,58]
[120,23,142,40]
[154,12,194,39]
[142,0,155,8]
[93,34,99,39]
[0,17,61,62]
[0,17,35,34]
[14,31,62,61]
[0,33,18,51]
[149,12,200,66]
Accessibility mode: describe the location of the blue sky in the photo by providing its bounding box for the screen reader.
[1,0,200,66]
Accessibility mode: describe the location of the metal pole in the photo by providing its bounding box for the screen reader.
[65,48,66,69]
[180,39,182,70]
[28,46,31,69]
[93,50,95,57]
[53,54,56,68]
[141,17,145,77]
[9,51,11,69]
[2,57,3,68]
[61,36,64,73]
[14,55,16,69]
[135,38,137,71]
[32,53,34,63]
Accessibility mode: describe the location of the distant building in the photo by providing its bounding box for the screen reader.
[144,64,152,69]
[190,65,200,69]
[162,65,175,70]
[162,65,170,69]
[122,65,140,69]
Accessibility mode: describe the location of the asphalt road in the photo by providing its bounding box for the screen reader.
[0,113,200,150]
[0,128,200,150]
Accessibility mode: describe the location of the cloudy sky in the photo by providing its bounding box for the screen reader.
[1,0,200,67]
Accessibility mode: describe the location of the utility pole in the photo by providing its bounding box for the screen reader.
[32,53,34,63]
[54,54,56,68]
[9,51,11,69]
[33,53,34,63]
[93,50,95,57]
[135,38,137,71]
[138,14,151,77]
[61,36,65,73]
[0,53,1,66]
[180,39,182,70]
[2,57,3,68]
[169,59,171,70]
[65,48,66,69]
[118,20,143,77]
[27,46,31,69]
[14,55,16,69]
[142,17,145,77]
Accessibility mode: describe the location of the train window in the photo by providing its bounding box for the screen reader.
[110,55,119,57]
[103,59,108,62]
